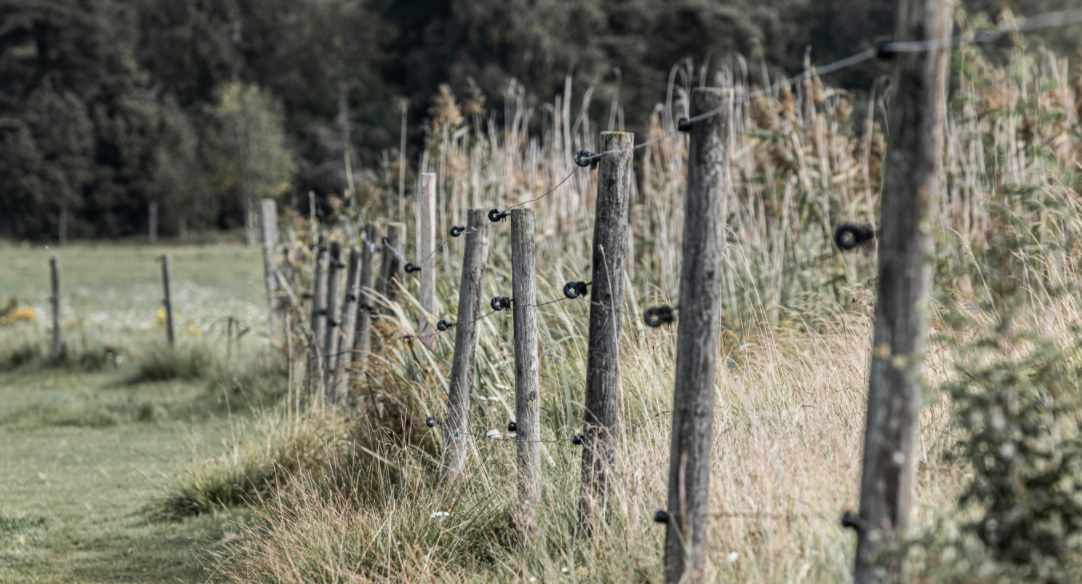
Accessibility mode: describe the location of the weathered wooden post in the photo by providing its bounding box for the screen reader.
[148,201,159,243]
[330,246,362,404]
[376,224,402,307]
[307,236,328,395]
[352,225,378,376]
[160,255,175,348]
[850,2,952,583]
[511,209,541,529]
[322,242,343,391]
[49,256,62,359]
[578,131,634,526]
[439,209,489,482]
[416,172,437,346]
[663,88,730,583]
[260,198,280,344]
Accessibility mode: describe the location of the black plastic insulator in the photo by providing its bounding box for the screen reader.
[676,117,693,133]
[450,226,466,238]
[507,421,518,433]
[840,510,865,532]
[574,150,597,168]
[345,293,358,303]
[644,306,677,328]
[654,510,671,524]
[490,297,513,312]
[563,281,589,299]
[571,434,585,446]
[834,223,877,252]
[405,263,421,274]
[875,40,898,61]
[425,416,438,428]
[488,209,509,223]
[437,319,454,332]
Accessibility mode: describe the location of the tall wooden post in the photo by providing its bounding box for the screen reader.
[416,172,437,346]
[160,255,175,348]
[578,131,634,526]
[440,209,490,482]
[511,209,541,529]
[330,246,362,404]
[49,256,62,359]
[376,225,402,306]
[307,236,328,396]
[852,2,952,583]
[260,198,280,344]
[322,242,343,392]
[663,88,729,583]
[352,225,378,376]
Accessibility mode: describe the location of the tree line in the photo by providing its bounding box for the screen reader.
[0,0,1073,241]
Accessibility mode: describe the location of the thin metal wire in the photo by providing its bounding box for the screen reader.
[507,168,579,210]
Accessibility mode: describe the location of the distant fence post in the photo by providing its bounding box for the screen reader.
[307,235,328,397]
[663,88,729,583]
[160,255,175,348]
[352,225,379,377]
[148,201,159,243]
[49,256,62,359]
[851,2,952,583]
[510,209,541,530]
[330,245,362,404]
[322,242,343,394]
[260,198,280,345]
[416,172,437,347]
[376,224,402,307]
[578,131,634,527]
[440,209,489,482]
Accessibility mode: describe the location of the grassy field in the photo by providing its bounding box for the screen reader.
[0,243,274,584]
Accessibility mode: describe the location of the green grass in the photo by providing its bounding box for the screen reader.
[0,243,277,583]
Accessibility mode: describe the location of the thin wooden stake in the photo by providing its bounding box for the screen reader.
[440,209,489,482]
[416,172,438,347]
[260,198,280,344]
[352,225,378,377]
[852,2,952,583]
[376,224,402,307]
[511,209,541,529]
[160,255,175,348]
[578,131,635,527]
[49,256,62,359]
[330,246,362,404]
[322,242,343,392]
[663,88,730,583]
[307,236,328,396]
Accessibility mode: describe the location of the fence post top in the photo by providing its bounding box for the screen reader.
[600,131,634,140]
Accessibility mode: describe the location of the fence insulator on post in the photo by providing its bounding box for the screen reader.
[563,281,589,299]
[578,131,634,529]
[852,2,953,583]
[835,223,877,251]
[440,209,490,482]
[663,87,730,584]
[416,172,438,348]
[510,208,542,533]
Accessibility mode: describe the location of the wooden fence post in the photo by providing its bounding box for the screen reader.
[578,131,634,526]
[439,209,489,482]
[160,255,175,348]
[322,242,343,392]
[851,2,952,583]
[260,198,280,345]
[376,224,402,307]
[663,88,729,583]
[307,236,328,396]
[49,256,62,359]
[416,172,437,346]
[511,209,541,529]
[330,246,362,404]
[148,201,159,243]
[352,225,378,377]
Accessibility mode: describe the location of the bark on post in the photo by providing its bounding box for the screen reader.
[376,224,402,307]
[578,131,634,526]
[260,198,280,344]
[852,2,952,583]
[322,242,343,392]
[663,88,730,583]
[49,256,62,359]
[511,209,541,529]
[416,172,438,347]
[439,209,490,482]
[160,255,175,348]
[352,225,378,376]
[330,246,362,404]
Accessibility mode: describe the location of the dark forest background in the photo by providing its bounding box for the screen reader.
[1,0,1077,241]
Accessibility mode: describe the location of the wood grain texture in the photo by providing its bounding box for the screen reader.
[511,209,541,529]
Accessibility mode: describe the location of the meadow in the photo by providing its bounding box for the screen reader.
[4,34,1082,584]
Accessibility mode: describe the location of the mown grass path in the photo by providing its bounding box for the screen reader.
[1,368,240,583]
